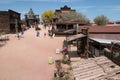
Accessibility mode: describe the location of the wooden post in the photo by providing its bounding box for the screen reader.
[76,24,79,56]
[86,28,89,58]
[76,24,79,34]
[15,19,19,37]
[66,24,68,30]
[81,27,89,58]
[111,42,114,59]
[66,41,71,60]
[77,39,81,56]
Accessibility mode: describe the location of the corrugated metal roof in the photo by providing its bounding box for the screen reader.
[90,34,120,41]
[90,38,120,44]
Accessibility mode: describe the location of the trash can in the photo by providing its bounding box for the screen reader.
[55,59,61,69]
[56,49,60,54]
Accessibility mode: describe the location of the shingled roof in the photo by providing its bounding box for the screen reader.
[28,8,34,15]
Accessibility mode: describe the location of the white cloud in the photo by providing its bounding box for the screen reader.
[0,0,13,4]
[72,6,95,13]
[73,6,95,9]
[0,0,83,3]
[80,6,96,9]
[18,0,81,2]
[106,5,120,11]
[111,6,120,11]
[20,11,27,14]
[79,9,87,13]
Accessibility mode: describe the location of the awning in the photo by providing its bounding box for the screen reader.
[66,34,86,42]
[90,38,120,44]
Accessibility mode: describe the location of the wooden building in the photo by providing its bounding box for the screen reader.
[53,5,89,35]
[78,26,120,65]
[64,26,120,60]
[53,5,76,23]
[0,9,21,33]
[25,8,39,27]
[77,26,120,56]
[65,28,89,60]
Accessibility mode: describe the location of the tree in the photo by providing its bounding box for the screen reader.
[94,15,109,26]
[41,10,54,23]
[60,12,89,23]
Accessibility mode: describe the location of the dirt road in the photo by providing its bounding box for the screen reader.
[0,24,65,80]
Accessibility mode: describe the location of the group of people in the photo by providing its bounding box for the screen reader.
[16,23,55,39]
[35,24,55,38]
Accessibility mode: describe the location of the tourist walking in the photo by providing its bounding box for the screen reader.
[17,31,22,39]
[50,31,53,38]
[44,31,46,37]
[35,23,41,37]
[36,28,41,37]
[21,24,25,37]
[35,26,41,37]
[36,30,40,37]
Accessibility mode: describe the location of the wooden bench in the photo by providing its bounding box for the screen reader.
[0,35,9,41]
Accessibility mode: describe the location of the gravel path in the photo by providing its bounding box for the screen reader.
[0,24,65,80]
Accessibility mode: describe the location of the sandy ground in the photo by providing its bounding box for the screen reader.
[0,24,65,80]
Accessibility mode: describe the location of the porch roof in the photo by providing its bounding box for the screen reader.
[63,29,75,33]
[66,33,86,42]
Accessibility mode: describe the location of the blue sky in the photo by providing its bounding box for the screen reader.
[0,0,120,21]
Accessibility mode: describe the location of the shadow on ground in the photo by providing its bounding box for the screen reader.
[0,43,6,48]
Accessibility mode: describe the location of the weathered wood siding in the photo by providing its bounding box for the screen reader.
[0,11,10,32]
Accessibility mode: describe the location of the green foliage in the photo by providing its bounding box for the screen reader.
[64,72,70,80]
[113,52,119,58]
[61,59,67,64]
[68,65,72,70]
[41,10,54,23]
[52,77,62,80]
[60,12,89,22]
[94,15,109,26]
[53,72,70,80]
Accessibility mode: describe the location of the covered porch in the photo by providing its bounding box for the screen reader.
[64,28,89,61]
